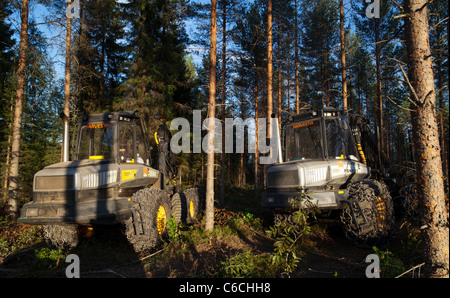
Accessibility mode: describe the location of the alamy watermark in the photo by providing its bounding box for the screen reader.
[365,254,380,278]
[67,0,379,20]
[366,0,380,18]
[66,0,80,19]
[169,110,281,165]
[65,254,80,278]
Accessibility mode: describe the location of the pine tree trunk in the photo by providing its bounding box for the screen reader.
[375,18,384,164]
[404,0,449,278]
[254,73,259,193]
[62,11,72,162]
[294,0,299,114]
[339,0,347,112]
[219,0,227,206]
[277,17,282,138]
[3,102,13,196]
[267,0,273,139]
[436,47,448,194]
[325,36,330,107]
[205,0,218,232]
[8,0,29,218]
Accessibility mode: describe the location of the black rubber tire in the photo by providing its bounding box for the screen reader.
[171,192,187,224]
[340,179,394,246]
[43,224,79,249]
[124,188,172,252]
[184,188,205,224]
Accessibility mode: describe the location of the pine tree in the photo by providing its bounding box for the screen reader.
[119,0,193,129]
[346,34,376,116]
[8,0,29,218]
[351,0,403,160]
[62,0,73,162]
[339,0,347,111]
[0,1,14,91]
[20,25,62,197]
[429,0,449,192]
[404,0,449,278]
[0,1,15,202]
[273,0,295,133]
[267,0,273,137]
[205,0,218,232]
[300,0,339,108]
[74,0,127,114]
[232,1,266,190]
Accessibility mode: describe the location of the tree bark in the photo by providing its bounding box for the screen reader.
[267,0,273,139]
[404,0,449,278]
[219,0,227,207]
[62,10,72,162]
[339,0,347,112]
[277,28,282,138]
[375,18,383,167]
[294,0,299,114]
[3,103,13,196]
[205,0,218,232]
[435,35,448,194]
[8,0,29,218]
[254,72,259,193]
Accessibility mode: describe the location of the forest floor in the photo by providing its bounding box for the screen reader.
[0,186,423,278]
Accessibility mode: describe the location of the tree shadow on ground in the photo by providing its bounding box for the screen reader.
[0,225,148,278]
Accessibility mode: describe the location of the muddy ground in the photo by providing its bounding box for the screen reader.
[1,187,420,279]
[0,217,373,278]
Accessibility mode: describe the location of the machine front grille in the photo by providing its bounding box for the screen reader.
[35,176,74,190]
[33,191,75,203]
[267,170,299,187]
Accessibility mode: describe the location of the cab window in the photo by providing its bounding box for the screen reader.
[119,121,149,165]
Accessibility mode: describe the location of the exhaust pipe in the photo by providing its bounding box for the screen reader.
[61,112,70,162]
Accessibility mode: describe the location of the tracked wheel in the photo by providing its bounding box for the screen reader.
[171,192,187,224]
[124,188,172,252]
[43,224,79,249]
[340,179,394,246]
[184,188,205,224]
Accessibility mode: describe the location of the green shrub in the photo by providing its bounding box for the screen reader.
[217,250,277,278]
[267,190,319,275]
[372,246,405,278]
[0,216,43,258]
[33,247,67,270]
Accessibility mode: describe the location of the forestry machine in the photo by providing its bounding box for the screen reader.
[262,107,395,245]
[18,110,204,251]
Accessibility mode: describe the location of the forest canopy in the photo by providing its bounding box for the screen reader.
[0,0,448,224]
[0,0,448,278]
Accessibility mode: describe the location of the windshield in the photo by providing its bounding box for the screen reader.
[325,117,358,160]
[285,115,359,162]
[118,120,149,165]
[325,118,346,159]
[285,119,323,161]
[77,123,115,160]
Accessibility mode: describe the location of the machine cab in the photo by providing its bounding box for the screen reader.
[284,108,359,163]
[74,110,151,166]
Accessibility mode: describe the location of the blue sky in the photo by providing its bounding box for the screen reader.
[8,0,208,81]
[8,2,67,80]
[7,0,356,82]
